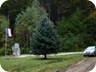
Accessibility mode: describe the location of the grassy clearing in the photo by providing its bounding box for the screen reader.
[0,54,84,72]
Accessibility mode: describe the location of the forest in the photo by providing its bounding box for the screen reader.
[0,0,96,55]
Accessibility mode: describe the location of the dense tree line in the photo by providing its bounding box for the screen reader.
[0,0,33,35]
[0,0,94,34]
[0,0,96,55]
[57,9,96,51]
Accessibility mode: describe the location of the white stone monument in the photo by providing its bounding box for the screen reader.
[13,43,21,56]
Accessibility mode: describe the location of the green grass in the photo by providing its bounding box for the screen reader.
[0,54,84,72]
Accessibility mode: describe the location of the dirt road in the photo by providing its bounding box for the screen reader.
[59,57,96,72]
[17,52,83,58]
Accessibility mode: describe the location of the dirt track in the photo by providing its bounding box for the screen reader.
[59,57,96,72]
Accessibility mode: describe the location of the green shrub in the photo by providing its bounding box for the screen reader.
[7,48,12,55]
[0,48,5,56]
[0,47,12,56]
[21,47,30,54]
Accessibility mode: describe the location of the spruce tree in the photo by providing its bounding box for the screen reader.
[31,17,60,59]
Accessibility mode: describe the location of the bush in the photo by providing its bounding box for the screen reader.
[20,47,30,54]
[0,47,30,56]
[0,48,5,56]
[0,47,12,56]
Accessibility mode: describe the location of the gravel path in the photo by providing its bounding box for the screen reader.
[59,57,96,72]
[16,52,83,58]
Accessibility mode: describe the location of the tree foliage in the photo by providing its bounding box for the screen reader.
[0,0,95,53]
[0,0,94,28]
[57,9,86,51]
[84,17,96,45]
[0,0,33,34]
[31,17,60,59]
[0,15,9,47]
[15,0,47,48]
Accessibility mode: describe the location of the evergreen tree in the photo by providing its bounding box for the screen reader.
[31,17,60,59]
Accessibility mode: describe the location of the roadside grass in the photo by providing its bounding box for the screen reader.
[0,54,84,72]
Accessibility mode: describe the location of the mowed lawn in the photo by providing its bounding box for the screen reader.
[0,54,84,72]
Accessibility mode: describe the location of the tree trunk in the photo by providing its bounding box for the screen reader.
[44,54,47,59]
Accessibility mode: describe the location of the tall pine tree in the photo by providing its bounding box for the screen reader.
[31,17,60,59]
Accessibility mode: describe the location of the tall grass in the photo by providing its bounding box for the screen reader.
[0,54,84,72]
